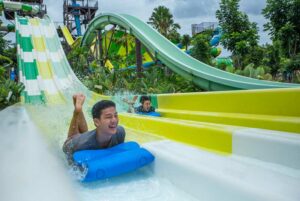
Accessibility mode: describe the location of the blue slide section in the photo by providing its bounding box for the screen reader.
[73,142,155,182]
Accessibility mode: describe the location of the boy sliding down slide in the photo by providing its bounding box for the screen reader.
[63,93,126,164]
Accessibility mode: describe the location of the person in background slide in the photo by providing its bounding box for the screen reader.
[134,96,155,113]
[10,67,18,82]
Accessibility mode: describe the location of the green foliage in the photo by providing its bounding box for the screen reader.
[246,46,264,67]
[263,0,300,57]
[241,64,269,79]
[0,80,24,109]
[234,69,244,75]
[0,54,13,68]
[115,31,133,66]
[213,57,233,70]
[216,0,259,67]
[169,30,181,44]
[225,65,235,73]
[0,66,24,110]
[263,41,282,77]
[0,33,8,54]
[262,65,271,74]
[181,34,191,50]
[0,31,22,110]
[148,6,181,41]
[68,26,201,94]
[255,66,265,79]
[67,46,89,74]
[243,63,255,78]
[190,32,212,65]
[0,32,15,68]
[284,53,300,72]
[261,0,300,82]
[277,53,300,82]
[295,71,300,83]
[0,65,6,78]
[263,73,273,81]
[80,64,202,95]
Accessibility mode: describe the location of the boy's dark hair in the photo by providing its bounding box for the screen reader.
[140,96,151,104]
[92,100,116,119]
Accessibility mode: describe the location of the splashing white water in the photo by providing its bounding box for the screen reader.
[0,105,79,201]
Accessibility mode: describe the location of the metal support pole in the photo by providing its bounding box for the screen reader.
[135,38,142,78]
[97,29,104,67]
[103,25,116,65]
[94,33,99,60]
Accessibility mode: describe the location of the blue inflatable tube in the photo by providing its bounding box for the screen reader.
[137,111,161,117]
[73,142,155,182]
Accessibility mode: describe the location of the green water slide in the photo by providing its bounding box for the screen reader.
[82,13,300,91]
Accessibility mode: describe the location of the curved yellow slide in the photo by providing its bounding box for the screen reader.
[60,25,74,46]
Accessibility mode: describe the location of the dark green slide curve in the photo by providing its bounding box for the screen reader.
[81,13,300,91]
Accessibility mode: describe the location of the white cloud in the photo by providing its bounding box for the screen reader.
[240,0,266,15]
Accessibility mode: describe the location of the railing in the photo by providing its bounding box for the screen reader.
[64,0,98,8]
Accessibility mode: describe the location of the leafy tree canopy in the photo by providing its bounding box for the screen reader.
[216,0,259,57]
[148,6,181,41]
[263,0,300,57]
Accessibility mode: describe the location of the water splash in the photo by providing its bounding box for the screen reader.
[76,167,199,201]
[4,90,198,201]
[0,106,79,201]
[112,91,140,113]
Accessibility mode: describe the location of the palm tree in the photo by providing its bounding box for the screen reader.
[181,34,191,50]
[148,6,181,40]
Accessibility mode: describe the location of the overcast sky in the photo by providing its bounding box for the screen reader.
[44,0,269,45]
[1,0,269,56]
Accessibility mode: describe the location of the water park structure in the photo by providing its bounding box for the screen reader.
[0,1,300,201]
[63,0,98,36]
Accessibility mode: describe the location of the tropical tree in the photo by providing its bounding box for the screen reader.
[116,32,129,56]
[181,34,191,50]
[216,0,259,68]
[80,62,202,95]
[262,0,300,58]
[0,33,10,55]
[190,31,212,65]
[262,41,282,77]
[242,45,264,67]
[115,31,131,66]
[287,54,300,71]
[169,30,181,44]
[0,29,25,110]
[148,6,181,40]
[0,72,24,110]
[67,46,89,75]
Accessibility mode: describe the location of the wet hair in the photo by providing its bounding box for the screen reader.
[140,96,151,104]
[92,100,116,119]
